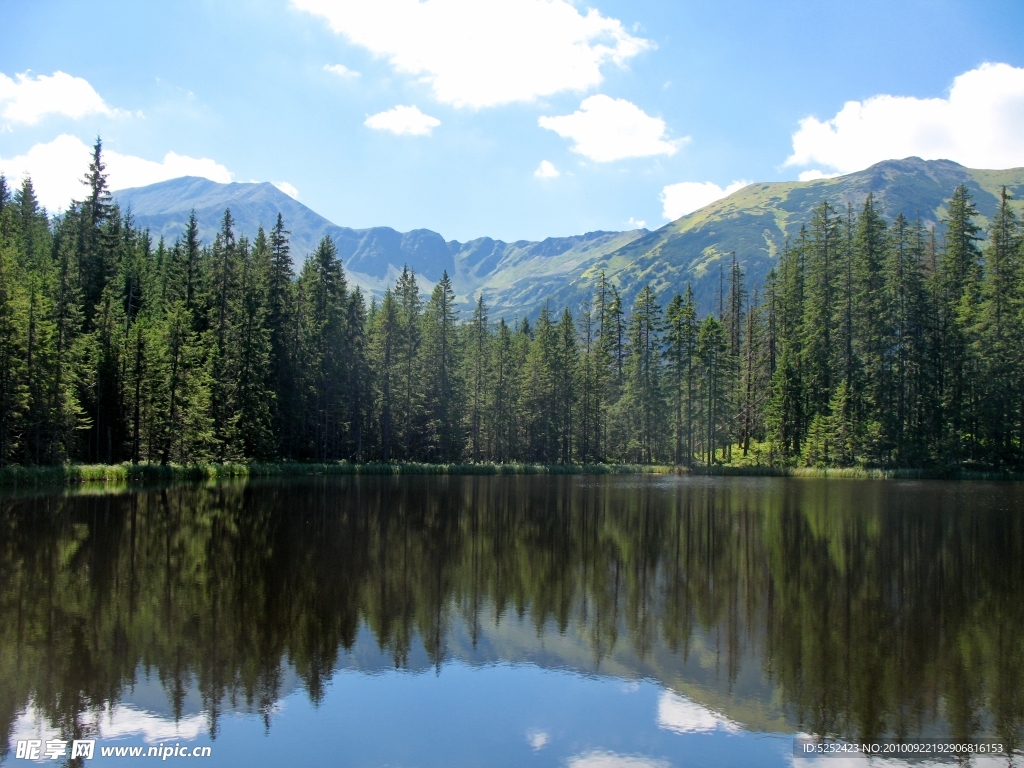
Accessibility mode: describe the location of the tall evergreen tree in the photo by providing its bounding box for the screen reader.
[420,271,461,461]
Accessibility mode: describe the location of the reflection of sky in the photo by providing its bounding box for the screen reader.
[12,671,1018,768]
[7,662,797,767]
[232,663,796,768]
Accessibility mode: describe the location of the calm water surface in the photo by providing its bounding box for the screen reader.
[1,475,1022,767]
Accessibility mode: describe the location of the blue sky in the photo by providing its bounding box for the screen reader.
[1,0,1022,242]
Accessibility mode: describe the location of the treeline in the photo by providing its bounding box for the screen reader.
[0,139,1021,468]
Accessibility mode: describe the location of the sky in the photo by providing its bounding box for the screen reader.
[1,0,1023,243]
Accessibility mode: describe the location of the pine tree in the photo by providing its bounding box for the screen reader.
[0,228,28,464]
[299,236,349,461]
[209,208,241,458]
[974,188,1022,464]
[853,192,890,462]
[492,318,517,462]
[939,185,983,461]
[265,215,297,456]
[522,304,559,462]
[79,137,115,322]
[766,237,805,460]
[465,294,491,461]
[231,235,274,458]
[345,288,370,461]
[885,213,927,463]
[801,201,840,422]
[622,286,663,463]
[577,301,597,462]
[697,315,726,465]
[665,287,698,465]
[395,266,422,459]
[555,308,578,464]
[369,289,400,461]
[420,271,461,461]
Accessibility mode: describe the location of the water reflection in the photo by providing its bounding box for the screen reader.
[1,476,1022,759]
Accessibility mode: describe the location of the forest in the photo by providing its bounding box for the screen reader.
[0,139,1022,469]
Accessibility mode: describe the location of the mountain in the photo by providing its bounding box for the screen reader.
[522,157,1024,315]
[114,177,337,259]
[115,158,1024,318]
[114,177,647,312]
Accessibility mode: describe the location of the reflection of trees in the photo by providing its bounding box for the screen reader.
[1,477,1022,753]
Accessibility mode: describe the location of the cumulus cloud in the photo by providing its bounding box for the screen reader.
[797,169,841,181]
[660,179,750,220]
[534,160,559,178]
[786,62,1024,174]
[293,0,650,108]
[273,181,300,198]
[0,134,232,212]
[539,95,685,162]
[0,70,128,125]
[324,63,360,78]
[364,105,440,136]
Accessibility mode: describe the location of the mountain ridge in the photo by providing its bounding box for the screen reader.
[114,158,1024,317]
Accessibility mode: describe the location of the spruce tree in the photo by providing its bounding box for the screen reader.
[622,286,663,463]
[395,266,422,459]
[420,271,461,461]
[939,185,983,460]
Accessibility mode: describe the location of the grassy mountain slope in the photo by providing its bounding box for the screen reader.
[513,158,1024,317]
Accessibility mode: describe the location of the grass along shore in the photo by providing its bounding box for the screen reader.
[0,461,679,488]
[1,460,1022,489]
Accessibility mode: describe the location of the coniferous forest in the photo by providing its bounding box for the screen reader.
[1,139,1022,470]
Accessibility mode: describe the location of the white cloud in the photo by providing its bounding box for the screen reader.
[566,750,668,768]
[0,134,233,212]
[660,179,750,220]
[626,217,646,229]
[364,105,440,136]
[293,0,650,108]
[786,62,1024,173]
[656,691,740,734]
[0,70,127,125]
[539,95,685,162]
[324,63,360,78]
[534,160,560,178]
[273,181,300,198]
[798,169,841,181]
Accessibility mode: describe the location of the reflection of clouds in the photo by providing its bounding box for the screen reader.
[656,691,740,734]
[620,681,640,693]
[99,704,206,743]
[11,702,208,749]
[526,728,549,750]
[567,750,669,768]
[9,707,62,755]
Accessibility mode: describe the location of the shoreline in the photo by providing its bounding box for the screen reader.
[1,461,1023,489]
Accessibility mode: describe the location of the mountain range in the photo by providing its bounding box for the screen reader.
[114,158,1024,318]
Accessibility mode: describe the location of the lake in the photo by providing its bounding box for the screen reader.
[2,475,1022,767]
